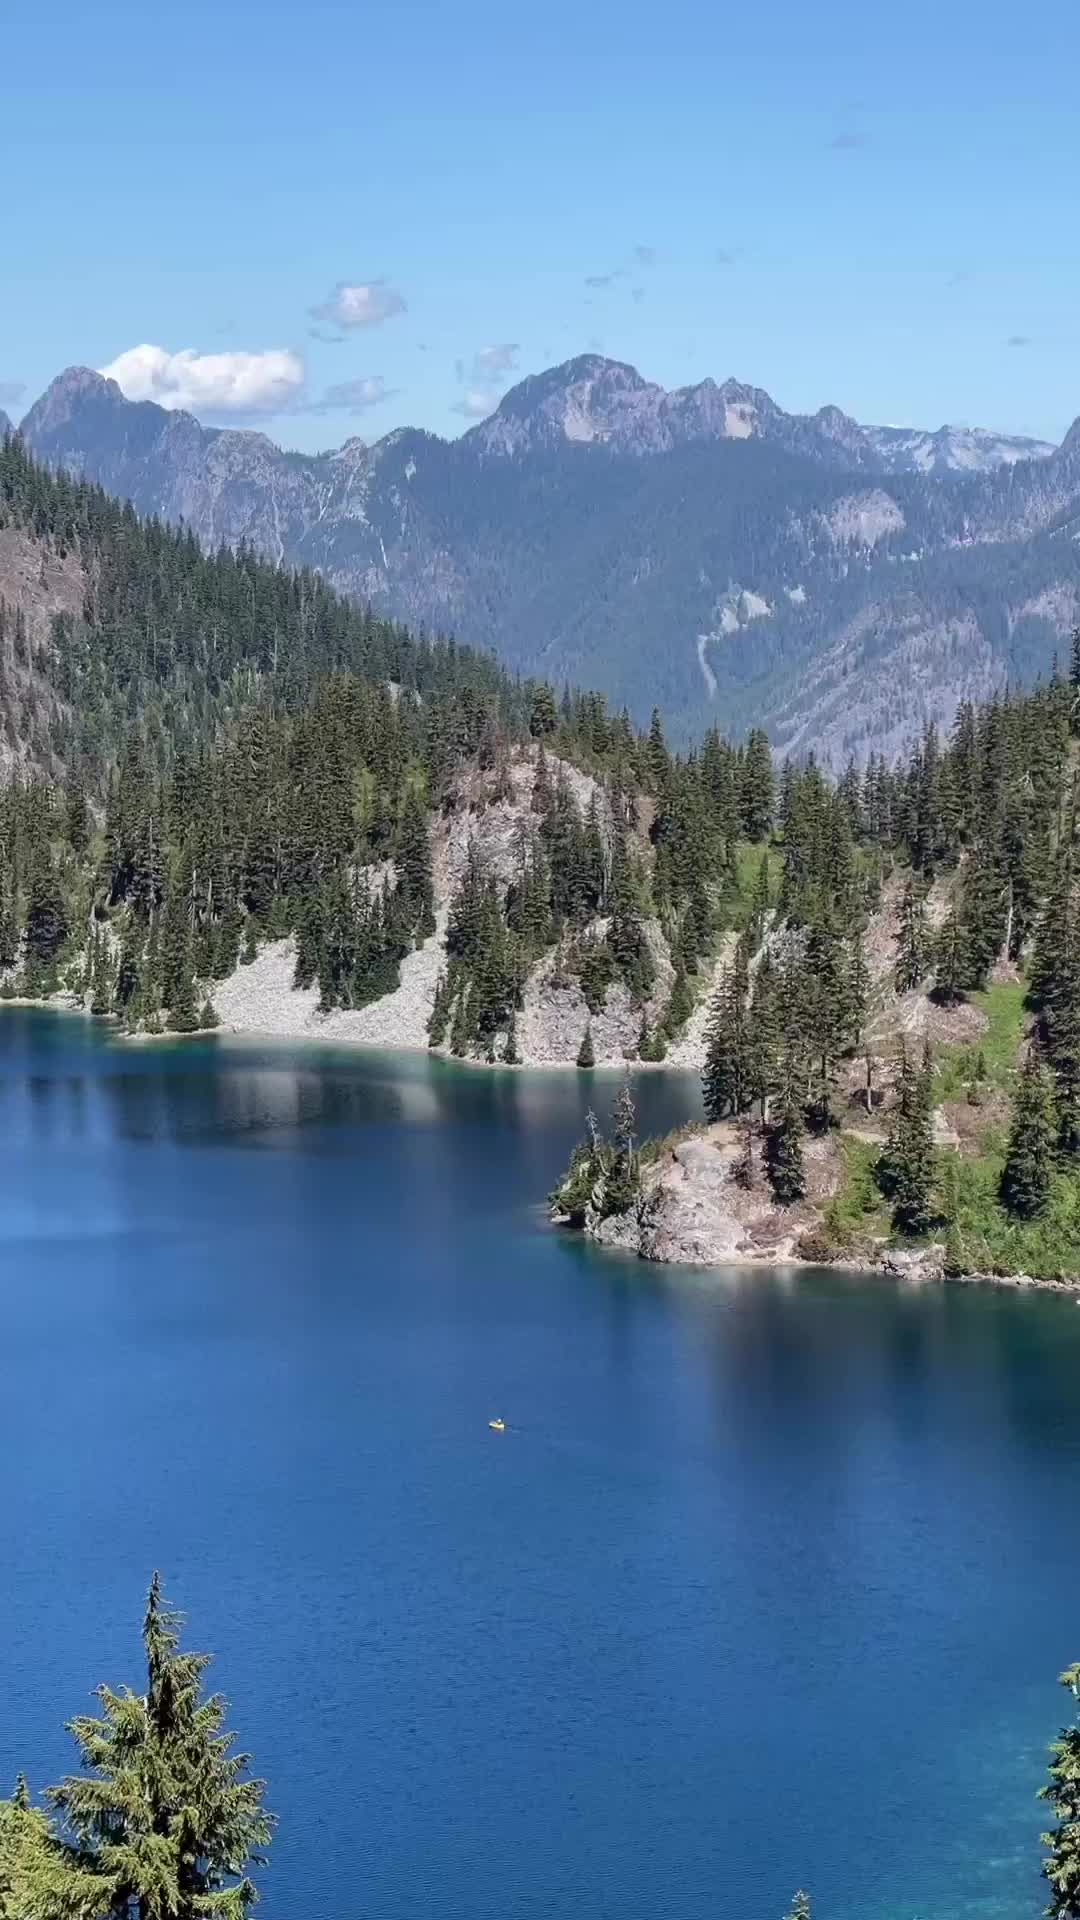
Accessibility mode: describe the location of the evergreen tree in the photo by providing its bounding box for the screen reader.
[604,1078,640,1212]
[576,1022,595,1069]
[449,983,473,1057]
[1041,1661,1080,1920]
[46,1575,273,1920]
[894,881,929,993]
[702,959,754,1120]
[661,964,693,1039]
[395,786,435,939]
[529,683,558,739]
[1000,1046,1057,1218]
[636,1016,665,1062]
[428,971,451,1048]
[877,1045,936,1235]
[166,939,199,1033]
[764,1061,805,1203]
[933,908,969,1005]
[741,728,775,840]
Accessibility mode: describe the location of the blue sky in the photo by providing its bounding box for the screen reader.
[4,0,1079,451]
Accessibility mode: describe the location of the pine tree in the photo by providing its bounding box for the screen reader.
[877,1045,936,1234]
[88,926,114,1017]
[449,983,473,1057]
[636,1016,665,1062]
[661,964,693,1038]
[1041,1661,1080,1920]
[741,728,775,840]
[933,908,969,1005]
[576,1022,595,1069]
[46,1575,273,1920]
[428,971,451,1047]
[166,940,199,1034]
[784,1895,812,1920]
[502,1011,520,1065]
[604,1078,640,1212]
[395,786,435,939]
[702,959,754,1119]
[895,881,929,992]
[764,1062,805,1203]
[529,683,558,738]
[1000,1047,1057,1218]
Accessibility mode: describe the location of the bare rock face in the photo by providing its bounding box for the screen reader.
[590,1125,845,1269]
[212,743,674,1069]
[518,916,673,1068]
[875,1245,945,1281]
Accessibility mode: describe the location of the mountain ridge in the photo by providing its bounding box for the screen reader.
[17,357,1060,475]
[14,357,1080,761]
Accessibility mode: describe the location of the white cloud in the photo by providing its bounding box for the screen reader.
[307,376,398,414]
[452,389,499,419]
[100,344,305,415]
[474,342,519,377]
[309,280,408,331]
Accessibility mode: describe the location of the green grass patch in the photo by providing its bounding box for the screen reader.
[824,1135,892,1244]
[933,981,1028,1104]
[722,840,783,934]
[970,982,1028,1076]
[942,1144,1080,1281]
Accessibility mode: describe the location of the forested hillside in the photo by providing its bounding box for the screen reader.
[0,433,775,1050]
[554,659,1080,1283]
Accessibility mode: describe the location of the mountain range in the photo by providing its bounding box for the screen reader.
[12,356,1080,762]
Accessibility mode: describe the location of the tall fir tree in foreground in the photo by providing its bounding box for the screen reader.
[1042,1661,1080,1920]
[46,1575,273,1920]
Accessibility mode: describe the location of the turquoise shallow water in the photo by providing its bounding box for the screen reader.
[1,1008,1079,1920]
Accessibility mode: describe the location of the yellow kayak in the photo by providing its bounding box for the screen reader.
[488,1418,506,1433]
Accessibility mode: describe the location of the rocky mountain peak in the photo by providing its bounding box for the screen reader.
[472,356,652,454]
[21,366,121,436]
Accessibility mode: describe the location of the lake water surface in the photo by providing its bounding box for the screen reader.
[2,1008,1079,1920]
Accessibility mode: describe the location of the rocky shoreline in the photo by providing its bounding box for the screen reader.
[556,1122,1080,1298]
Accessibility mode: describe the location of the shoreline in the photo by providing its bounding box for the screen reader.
[0,991,690,1075]
[10,999,1079,1300]
[570,1221,1080,1298]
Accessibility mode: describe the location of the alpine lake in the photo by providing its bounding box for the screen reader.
[2,1007,1079,1920]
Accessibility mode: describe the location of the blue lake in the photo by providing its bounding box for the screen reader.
[2,1007,1078,1920]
